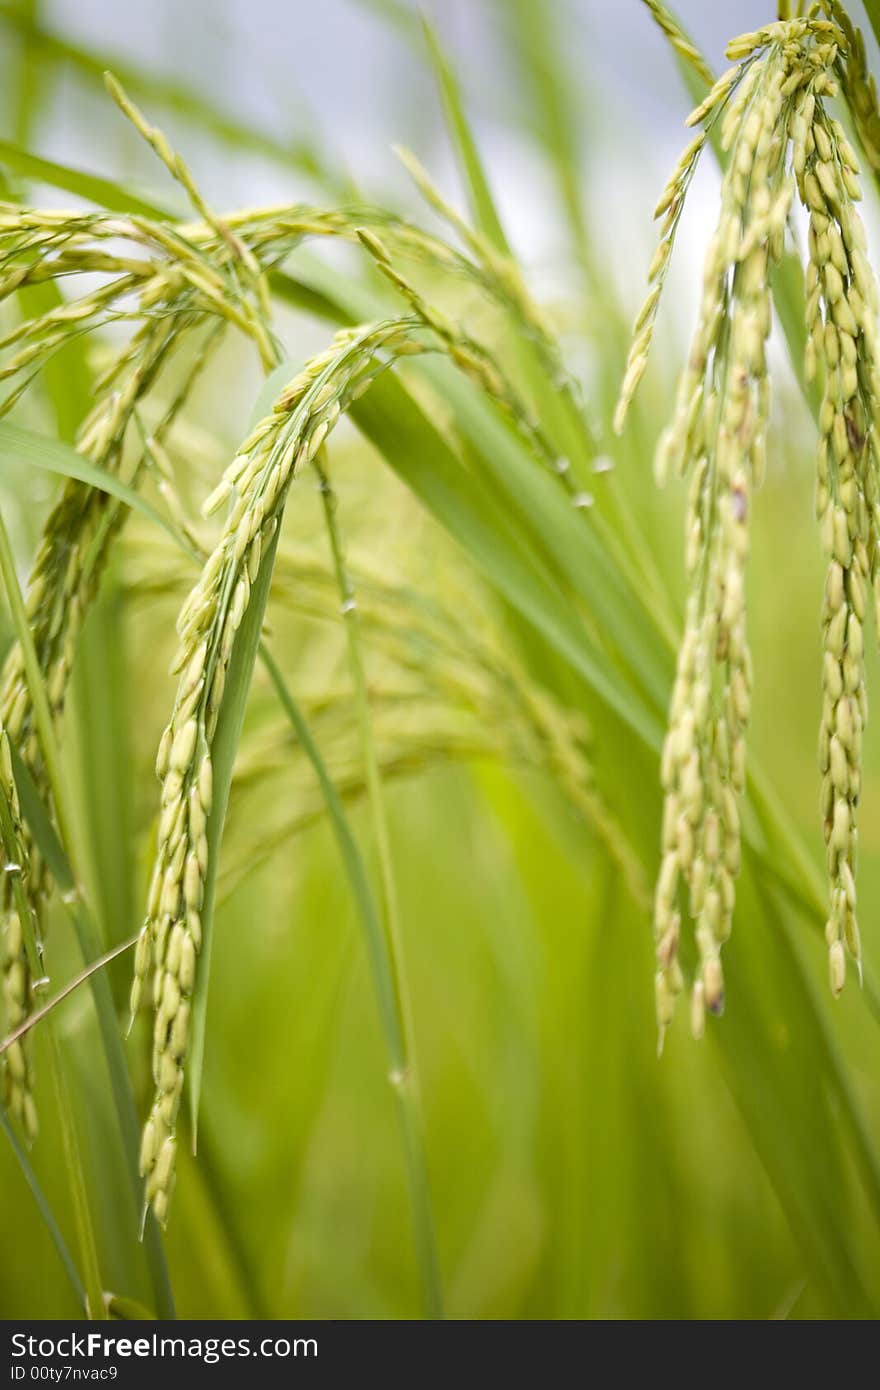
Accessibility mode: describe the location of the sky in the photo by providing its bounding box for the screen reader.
[32,1,805,194]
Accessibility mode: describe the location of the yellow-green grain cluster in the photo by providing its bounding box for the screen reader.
[617,14,880,1038]
[797,60,880,995]
[134,316,437,1221]
[0,125,610,1145]
[0,205,267,1135]
[0,313,181,1136]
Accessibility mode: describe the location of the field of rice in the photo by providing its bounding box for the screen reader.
[1,0,879,1321]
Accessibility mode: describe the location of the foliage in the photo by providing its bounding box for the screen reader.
[0,0,879,1321]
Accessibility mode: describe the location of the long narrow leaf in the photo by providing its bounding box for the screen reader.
[0,140,173,217]
[188,529,281,1138]
[0,4,333,187]
[0,1105,85,1310]
[421,17,509,253]
[0,422,179,540]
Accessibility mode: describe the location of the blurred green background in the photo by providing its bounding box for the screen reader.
[1,0,880,1319]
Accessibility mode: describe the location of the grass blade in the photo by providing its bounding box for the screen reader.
[8,746,174,1318]
[491,0,591,268]
[0,422,179,541]
[0,1104,84,1310]
[0,778,105,1320]
[420,17,509,253]
[0,139,173,217]
[106,1294,156,1320]
[47,1039,107,1319]
[862,1,880,49]
[0,3,336,188]
[0,934,137,1056]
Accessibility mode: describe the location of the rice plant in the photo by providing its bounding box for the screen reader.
[1,0,880,1321]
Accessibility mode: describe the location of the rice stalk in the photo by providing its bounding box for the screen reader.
[822,2,880,175]
[0,313,211,1128]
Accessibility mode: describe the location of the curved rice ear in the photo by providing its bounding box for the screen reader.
[614,131,709,437]
[646,16,880,1034]
[0,307,228,1151]
[140,319,430,1225]
[615,0,743,438]
[648,64,772,1036]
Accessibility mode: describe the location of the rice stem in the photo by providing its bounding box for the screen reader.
[314,454,444,1320]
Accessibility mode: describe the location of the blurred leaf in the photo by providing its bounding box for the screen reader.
[7,751,176,1320]
[259,646,398,1057]
[421,16,509,253]
[0,139,174,216]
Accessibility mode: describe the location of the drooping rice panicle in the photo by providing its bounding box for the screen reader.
[0,214,271,1130]
[652,30,795,1046]
[0,314,186,1129]
[613,126,707,437]
[615,15,879,1042]
[797,70,880,994]
[134,316,440,1223]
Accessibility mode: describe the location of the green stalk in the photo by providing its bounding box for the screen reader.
[314,455,443,1320]
[0,1102,84,1309]
[0,505,175,1319]
[47,1036,106,1319]
[0,783,104,1319]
